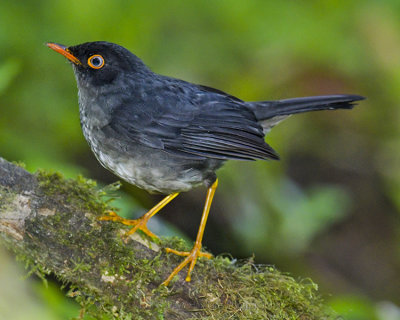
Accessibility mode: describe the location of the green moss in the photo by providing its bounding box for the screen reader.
[188,258,332,320]
[36,170,117,214]
[11,160,26,168]
[4,169,334,319]
[0,186,17,211]
[33,170,172,318]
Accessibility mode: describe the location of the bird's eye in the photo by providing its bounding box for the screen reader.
[88,55,105,69]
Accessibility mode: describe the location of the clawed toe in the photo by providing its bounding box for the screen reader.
[165,247,212,259]
[124,221,158,239]
[98,210,119,221]
[162,246,212,285]
[99,211,158,239]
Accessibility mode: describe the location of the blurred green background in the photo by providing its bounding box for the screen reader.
[1,0,400,319]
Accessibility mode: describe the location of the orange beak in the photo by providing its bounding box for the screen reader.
[47,42,81,65]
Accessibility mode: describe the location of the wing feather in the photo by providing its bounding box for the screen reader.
[108,84,279,161]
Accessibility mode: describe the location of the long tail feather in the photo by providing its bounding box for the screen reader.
[249,94,365,121]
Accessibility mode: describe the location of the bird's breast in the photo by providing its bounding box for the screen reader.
[78,109,210,194]
[76,86,222,194]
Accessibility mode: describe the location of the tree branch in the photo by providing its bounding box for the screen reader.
[0,157,333,319]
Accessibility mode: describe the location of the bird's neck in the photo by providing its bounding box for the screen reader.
[77,82,112,128]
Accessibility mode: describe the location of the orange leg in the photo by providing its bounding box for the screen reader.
[162,179,218,286]
[99,192,179,239]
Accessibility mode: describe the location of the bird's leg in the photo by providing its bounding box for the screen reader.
[162,179,218,286]
[99,193,179,239]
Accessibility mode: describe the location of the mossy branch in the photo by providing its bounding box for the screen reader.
[0,157,333,319]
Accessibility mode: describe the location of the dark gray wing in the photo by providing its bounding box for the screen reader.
[170,101,279,160]
[107,82,279,161]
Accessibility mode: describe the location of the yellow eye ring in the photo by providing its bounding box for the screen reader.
[88,55,105,69]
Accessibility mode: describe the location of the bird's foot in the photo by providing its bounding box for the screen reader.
[99,211,158,239]
[162,245,212,286]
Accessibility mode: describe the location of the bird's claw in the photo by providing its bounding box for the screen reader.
[98,210,121,221]
[98,211,158,239]
[162,246,212,286]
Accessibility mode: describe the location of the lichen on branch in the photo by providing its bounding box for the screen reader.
[0,157,334,319]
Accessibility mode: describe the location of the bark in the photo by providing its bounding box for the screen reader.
[0,157,331,320]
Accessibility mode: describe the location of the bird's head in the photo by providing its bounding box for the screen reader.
[47,41,149,87]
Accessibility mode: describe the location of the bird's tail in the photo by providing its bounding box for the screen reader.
[248,94,364,120]
[247,94,365,132]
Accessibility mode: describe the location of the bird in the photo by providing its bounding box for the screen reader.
[47,41,364,286]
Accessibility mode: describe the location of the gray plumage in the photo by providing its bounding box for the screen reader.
[63,41,363,194]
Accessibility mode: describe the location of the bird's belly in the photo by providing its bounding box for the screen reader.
[81,123,221,194]
[95,150,205,194]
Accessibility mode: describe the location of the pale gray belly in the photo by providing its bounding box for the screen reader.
[95,150,206,194]
[82,123,220,194]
